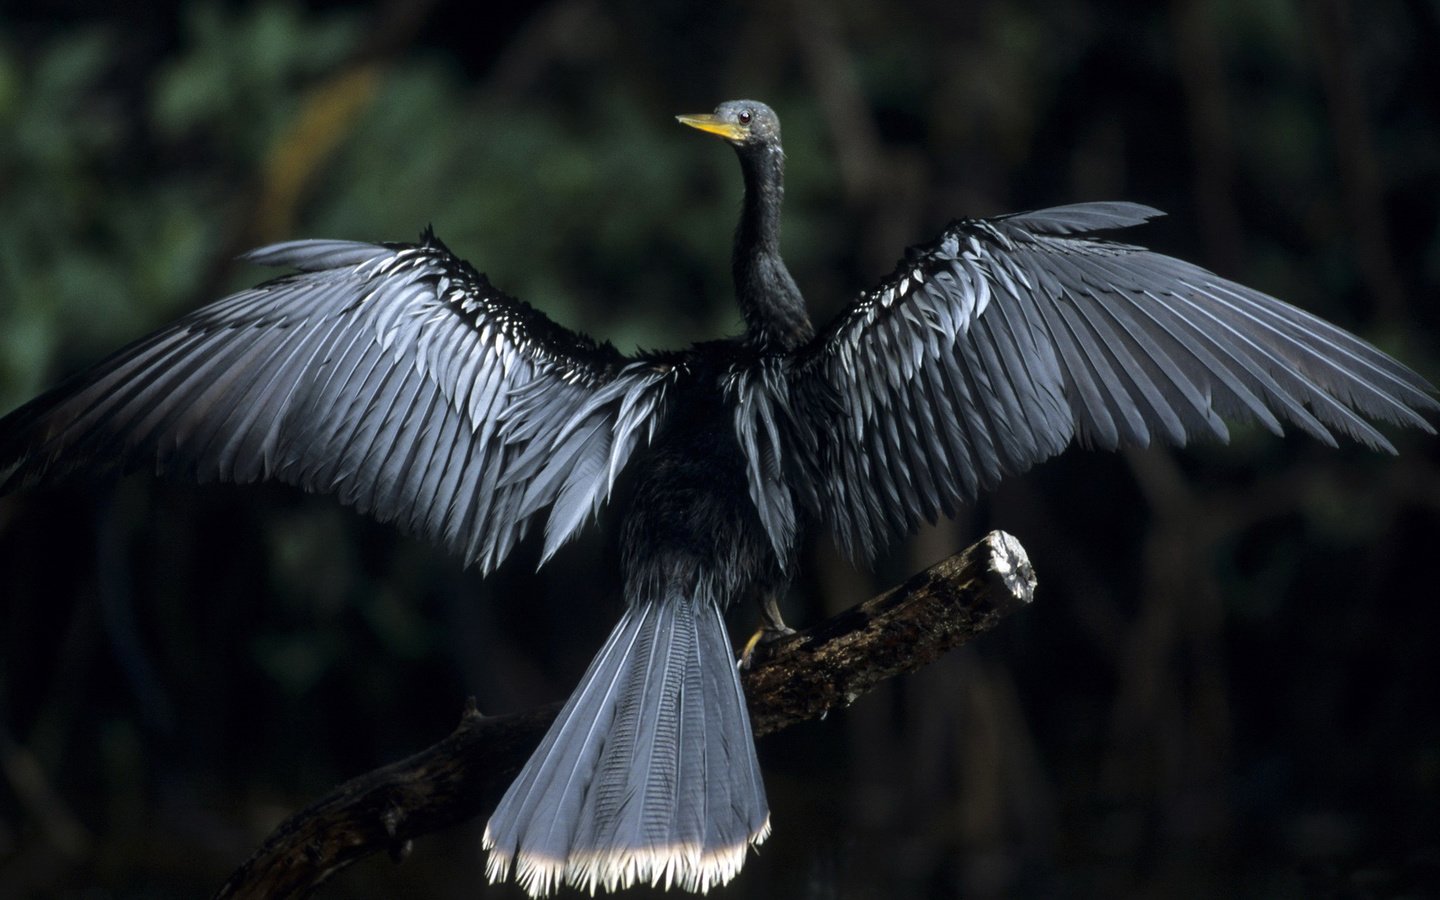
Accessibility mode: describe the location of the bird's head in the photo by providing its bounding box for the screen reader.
[676,100,780,150]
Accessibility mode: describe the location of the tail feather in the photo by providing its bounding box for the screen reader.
[484,595,769,896]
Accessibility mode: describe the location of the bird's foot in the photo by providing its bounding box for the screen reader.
[738,596,796,670]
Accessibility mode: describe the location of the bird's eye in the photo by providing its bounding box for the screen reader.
[738,109,752,125]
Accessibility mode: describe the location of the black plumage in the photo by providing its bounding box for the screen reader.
[0,99,1435,895]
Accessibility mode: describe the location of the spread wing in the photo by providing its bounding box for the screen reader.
[742,202,1438,562]
[0,232,675,572]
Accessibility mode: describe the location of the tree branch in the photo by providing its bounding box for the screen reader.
[214,530,1036,899]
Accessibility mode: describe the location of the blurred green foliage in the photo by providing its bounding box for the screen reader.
[152,3,361,148]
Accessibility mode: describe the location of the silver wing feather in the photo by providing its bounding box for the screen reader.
[0,232,675,572]
[743,202,1438,562]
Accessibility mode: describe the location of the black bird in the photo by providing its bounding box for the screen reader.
[0,99,1436,895]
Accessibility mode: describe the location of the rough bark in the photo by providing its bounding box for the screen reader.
[215,530,1036,899]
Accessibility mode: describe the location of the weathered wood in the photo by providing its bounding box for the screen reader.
[745,529,1035,735]
[214,530,1035,899]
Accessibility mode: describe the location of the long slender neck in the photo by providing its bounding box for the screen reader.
[733,143,813,350]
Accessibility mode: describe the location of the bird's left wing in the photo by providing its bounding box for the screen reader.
[736,202,1437,563]
[0,233,676,571]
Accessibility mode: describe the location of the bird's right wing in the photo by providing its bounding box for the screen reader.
[747,202,1436,563]
[0,232,677,572]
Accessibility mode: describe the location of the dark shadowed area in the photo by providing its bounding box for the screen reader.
[1,1,1437,897]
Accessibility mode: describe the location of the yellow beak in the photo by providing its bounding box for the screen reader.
[676,113,748,141]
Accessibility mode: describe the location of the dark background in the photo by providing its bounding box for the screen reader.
[1,1,1438,897]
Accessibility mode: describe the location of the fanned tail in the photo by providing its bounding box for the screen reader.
[483,593,770,896]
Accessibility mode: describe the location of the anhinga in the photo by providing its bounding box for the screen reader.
[0,100,1435,895]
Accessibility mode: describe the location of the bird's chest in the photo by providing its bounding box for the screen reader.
[617,379,787,603]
